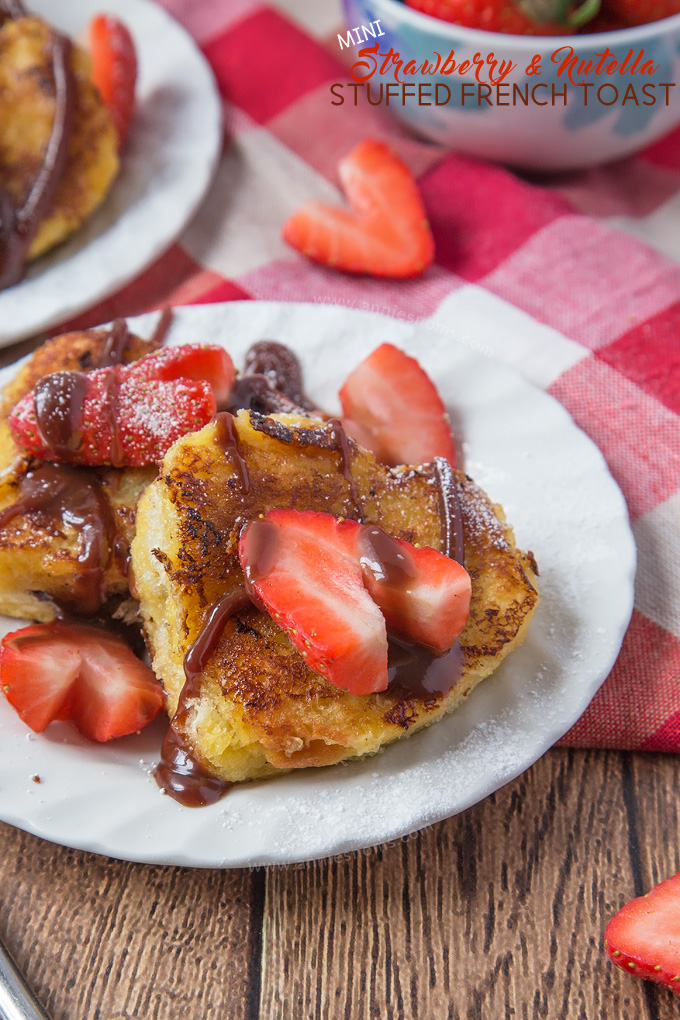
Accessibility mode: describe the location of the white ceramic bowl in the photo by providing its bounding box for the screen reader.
[341,0,680,169]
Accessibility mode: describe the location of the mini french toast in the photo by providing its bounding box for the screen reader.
[131,411,539,789]
[0,322,163,621]
[0,4,121,287]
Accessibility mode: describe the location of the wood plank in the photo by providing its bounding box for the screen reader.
[1,748,677,1019]
[0,823,260,1020]
[260,749,652,1020]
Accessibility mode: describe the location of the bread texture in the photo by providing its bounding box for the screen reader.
[0,16,119,262]
[131,411,539,783]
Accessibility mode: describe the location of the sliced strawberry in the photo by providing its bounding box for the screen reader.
[127,344,235,407]
[282,139,434,279]
[239,509,389,695]
[9,367,216,467]
[605,872,680,996]
[359,526,470,653]
[0,623,163,742]
[339,343,455,467]
[89,14,137,148]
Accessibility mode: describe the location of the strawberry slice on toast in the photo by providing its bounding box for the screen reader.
[0,623,164,742]
[359,526,471,653]
[605,872,680,996]
[127,344,235,406]
[282,139,434,279]
[339,343,456,467]
[9,369,216,467]
[239,509,389,696]
[239,510,471,695]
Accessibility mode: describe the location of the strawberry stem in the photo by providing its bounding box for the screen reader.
[568,0,600,25]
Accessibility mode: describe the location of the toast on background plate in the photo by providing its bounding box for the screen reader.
[131,411,539,784]
[0,7,121,286]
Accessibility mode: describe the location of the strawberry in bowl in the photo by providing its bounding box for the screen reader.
[339,0,680,168]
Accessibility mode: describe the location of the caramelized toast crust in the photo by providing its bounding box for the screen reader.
[131,411,539,782]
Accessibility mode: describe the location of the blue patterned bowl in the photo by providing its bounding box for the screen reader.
[340,0,680,168]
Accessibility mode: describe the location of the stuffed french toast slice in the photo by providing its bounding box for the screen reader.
[131,410,539,787]
[0,325,161,621]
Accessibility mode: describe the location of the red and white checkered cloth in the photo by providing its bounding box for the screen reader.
[59,0,680,752]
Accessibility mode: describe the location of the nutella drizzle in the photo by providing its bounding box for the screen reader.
[433,456,464,565]
[0,20,76,290]
[359,524,464,698]
[34,371,88,458]
[327,418,364,522]
[240,519,278,613]
[0,465,117,614]
[148,307,174,349]
[100,367,124,467]
[228,341,324,418]
[98,319,130,368]
[154,587,251,807]
[214,412,251,493]
[244,341,313,410]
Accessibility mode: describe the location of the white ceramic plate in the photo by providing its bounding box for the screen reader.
[0,302,636,868]
[0,0,221,345]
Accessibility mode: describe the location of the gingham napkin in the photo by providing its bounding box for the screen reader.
[61,0,680,752]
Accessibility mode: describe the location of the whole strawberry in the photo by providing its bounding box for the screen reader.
[405,0,600,33]
[605,871,680,996]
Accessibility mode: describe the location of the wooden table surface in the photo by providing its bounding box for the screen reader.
[1,747,679,1020]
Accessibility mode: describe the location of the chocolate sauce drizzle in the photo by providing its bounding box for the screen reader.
[328,418,364,522]
[98,319,130,368]
[228,341,323,418]
[214,412,251,493]
[148,307,174,349]
[244,341,315,411]
[0,464,118,614]
[154,587,251,808]
[433,456,464,565]
[34,371,88,458]
[0,18,76,290]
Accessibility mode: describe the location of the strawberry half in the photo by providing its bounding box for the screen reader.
[128,344,235,407]
[282,139,434,279]
[0,623,164,742]
[9,368,216,467]
[359,526,470,653]
[605,872,680,996]
[339,343,455,467]
[239,509,389,696]
[89,14,138,148]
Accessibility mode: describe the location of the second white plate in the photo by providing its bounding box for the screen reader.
[0,301,636,867]
[0,0,221,345]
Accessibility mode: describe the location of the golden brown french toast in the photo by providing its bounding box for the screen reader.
[0,325,160,622]
[131,411,539,783]
[0,16,119,263]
